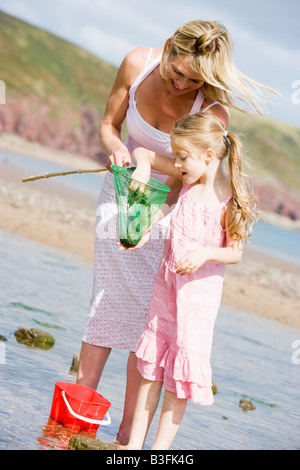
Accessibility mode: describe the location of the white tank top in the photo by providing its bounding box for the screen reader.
[125,49,218,182]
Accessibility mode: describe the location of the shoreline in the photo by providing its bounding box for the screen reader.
[1,131,300,232]
[1,135,300,330]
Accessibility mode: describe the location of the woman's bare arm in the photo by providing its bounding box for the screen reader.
[99,49,152,169]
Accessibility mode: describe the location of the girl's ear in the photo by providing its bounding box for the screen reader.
[205,148,215,163]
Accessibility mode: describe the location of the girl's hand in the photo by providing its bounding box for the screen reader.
[128,165,151,196]
[118,226,152,251]
[106,149,131,171]
[175,248,210,276]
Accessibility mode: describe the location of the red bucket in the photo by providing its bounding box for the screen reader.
[50,382,111,433]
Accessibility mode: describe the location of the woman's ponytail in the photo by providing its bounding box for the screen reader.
[193,27,221,55]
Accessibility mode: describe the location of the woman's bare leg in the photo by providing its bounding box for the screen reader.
[76,341,111,390]
[151,390,187,450]
[120,378,163,450]
[116,352,143,445]
[77,344,143,444]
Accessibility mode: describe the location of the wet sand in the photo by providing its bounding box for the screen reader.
[1,135,300,330]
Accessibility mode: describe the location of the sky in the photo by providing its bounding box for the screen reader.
[0,0,299,127]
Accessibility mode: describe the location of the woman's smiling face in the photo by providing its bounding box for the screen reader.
[163,54,204,96]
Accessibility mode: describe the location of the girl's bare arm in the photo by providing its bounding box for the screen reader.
[175,200,243,275]
[131,147,180,181]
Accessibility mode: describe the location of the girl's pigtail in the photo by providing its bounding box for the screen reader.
[226,132,259,240]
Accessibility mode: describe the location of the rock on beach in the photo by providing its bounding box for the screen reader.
[14,327,55,349]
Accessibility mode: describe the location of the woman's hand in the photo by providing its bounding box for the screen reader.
[118,226,152,251]
[106,149,131,171]
[175,248,210,276]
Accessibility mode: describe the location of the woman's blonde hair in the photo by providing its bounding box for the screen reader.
[161,20,278,113]
[171,112,259,241]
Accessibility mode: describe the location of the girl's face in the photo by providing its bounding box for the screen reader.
[163,53,204,96]
[171,137,209,184]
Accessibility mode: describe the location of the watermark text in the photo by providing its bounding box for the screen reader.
[291,80,300,104]
[0,80,5,104]
[291,340,300,365]
[0,342,6,365]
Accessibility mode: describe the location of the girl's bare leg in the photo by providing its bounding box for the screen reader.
[121,378,163,450]
[76,341,111,390]
[151,390,187,450]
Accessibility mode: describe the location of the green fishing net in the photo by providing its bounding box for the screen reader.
[111,165,170,247]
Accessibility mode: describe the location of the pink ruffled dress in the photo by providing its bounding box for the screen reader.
[135,184,232,404]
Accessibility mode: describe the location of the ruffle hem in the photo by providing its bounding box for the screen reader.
[135,330,214,405]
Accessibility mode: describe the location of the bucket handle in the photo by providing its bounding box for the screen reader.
[61,391,111,426]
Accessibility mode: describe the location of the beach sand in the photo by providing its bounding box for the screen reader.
[1,135,300,330]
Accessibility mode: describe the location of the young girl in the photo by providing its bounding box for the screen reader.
[119,112,258,450]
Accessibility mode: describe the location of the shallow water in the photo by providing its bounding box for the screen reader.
[0,229,299,450]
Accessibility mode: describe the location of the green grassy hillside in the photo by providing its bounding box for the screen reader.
[229,111,300,193]
[0,10,299,201]
[0,10,116,112]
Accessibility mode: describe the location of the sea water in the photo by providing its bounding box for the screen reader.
[0,229,299,450]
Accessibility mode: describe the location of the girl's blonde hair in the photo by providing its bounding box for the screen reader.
[161,20,278,113]
[171,112,259,241]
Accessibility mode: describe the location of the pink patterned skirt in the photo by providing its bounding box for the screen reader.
[82,171,170,351]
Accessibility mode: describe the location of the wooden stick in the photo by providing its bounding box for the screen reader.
[22,167,108,182]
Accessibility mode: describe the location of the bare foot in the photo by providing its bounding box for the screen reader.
[114,432,129,446]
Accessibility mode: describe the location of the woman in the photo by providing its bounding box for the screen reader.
[77,20,275,444]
